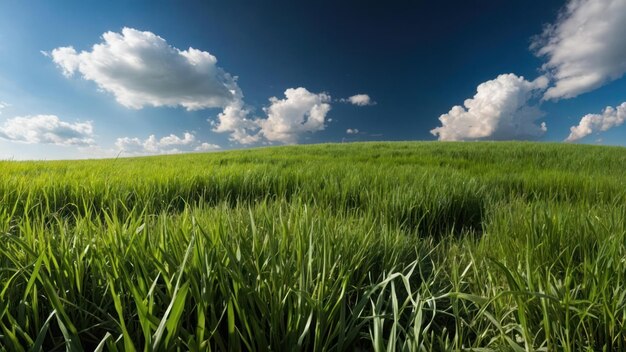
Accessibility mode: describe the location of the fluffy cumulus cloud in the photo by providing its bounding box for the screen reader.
[50,27,240,110]
[258,88,331,144]
[0,115,94,146]
[431,74,549,141]
[566,102,626,142]
[346,128,359,134]
[532,0,626,100]
[115,132,219,155]
[342,94,375,106]
[211,100,260,144]
[212,87,332,145]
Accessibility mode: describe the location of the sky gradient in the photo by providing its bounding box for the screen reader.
[0,0,625,159]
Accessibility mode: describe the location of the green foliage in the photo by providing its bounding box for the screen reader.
[0,141,625,350]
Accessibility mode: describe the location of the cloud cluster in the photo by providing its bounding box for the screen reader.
[0,101,8,114]
[433,0,626,142]
[566,102,626,142]
[346,128,359,134]
[533,0,626,100]
[431,74,549,141]
[115,132,218,155]
[38,8,626,147]
[342,94,375,106]
[0,115,94,146]
[50,27,240,110]
[212,87,332,144]
[49,28,342,146]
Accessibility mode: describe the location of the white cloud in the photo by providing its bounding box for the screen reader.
[431,74,549,141]
[258,87,331,144]
[0,101,9,114]
[565,102,626,142]
[342,94,375,106]
[0,115,94,146]
[211,100,260,144]
[195,142,221,151]
[212,87,332,145]
[158,132,195,147]
[114,137,150,154]
[115,132,219,155]
[346,128,359,134]
[532,0,626,100]
[50,27,240,110]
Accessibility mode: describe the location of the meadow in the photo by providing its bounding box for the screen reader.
[1,141,625,351]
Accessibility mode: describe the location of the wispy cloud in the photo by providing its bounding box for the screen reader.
[195,142,221,151]
[532,0,626,100]
[0,101,9,114]
[115,132,220,155]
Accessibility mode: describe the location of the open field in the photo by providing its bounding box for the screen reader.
[1,141,625,351]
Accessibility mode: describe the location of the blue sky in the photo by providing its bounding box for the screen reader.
[0,0,625,159]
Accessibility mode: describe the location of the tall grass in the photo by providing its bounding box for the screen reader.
[0,141,625,350]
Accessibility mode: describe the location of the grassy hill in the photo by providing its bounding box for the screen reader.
[1,142,625,350]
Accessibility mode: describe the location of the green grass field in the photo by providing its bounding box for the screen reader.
[1,141,625,351]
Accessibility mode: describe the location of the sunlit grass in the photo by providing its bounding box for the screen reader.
[1,141,625,350]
